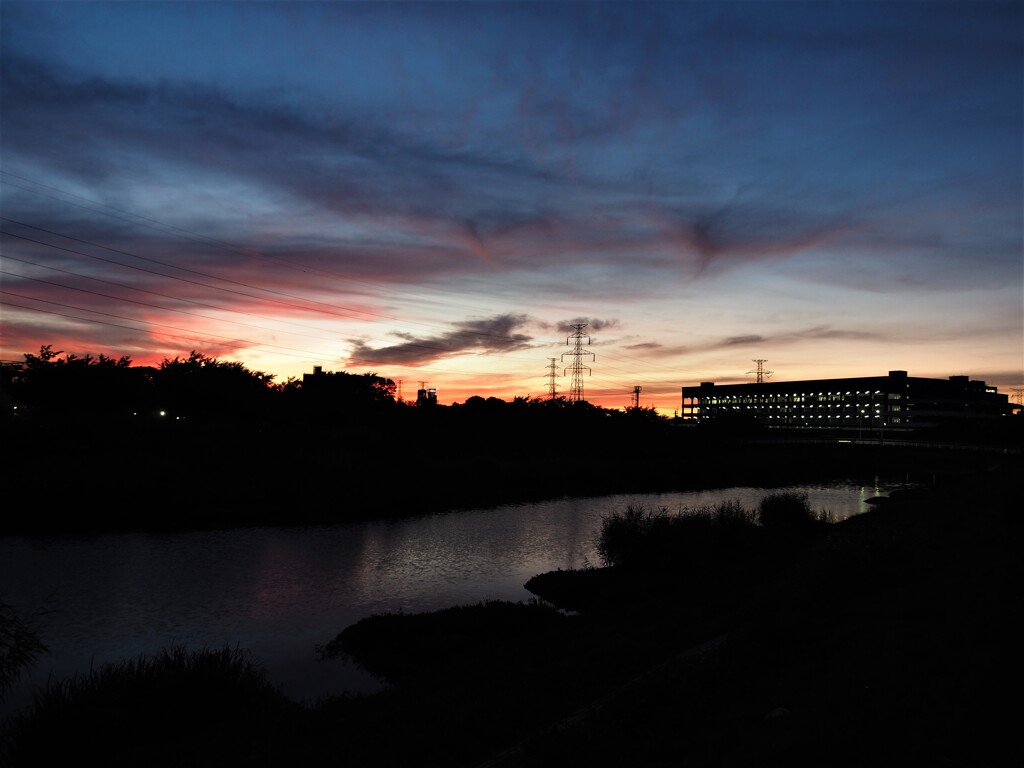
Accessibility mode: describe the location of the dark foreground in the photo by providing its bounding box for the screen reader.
[1,456,1017,767]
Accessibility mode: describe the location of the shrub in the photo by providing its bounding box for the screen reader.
[595,504,671,567]
[757,492,829,531]
[595,502,760,568]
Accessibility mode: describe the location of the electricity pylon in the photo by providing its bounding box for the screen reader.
[747,359,773,384]
[562,323,594,402]
[632,385,642,409]
[546,358,559,400]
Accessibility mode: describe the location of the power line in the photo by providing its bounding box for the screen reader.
[0,266,342,343]
[1,220,560,355]
[0,172,542,326]
[0,232,533,364]
[0,289,331,358]
[0,298,320,363]
[1,185,698,390]
[1,218,397,323]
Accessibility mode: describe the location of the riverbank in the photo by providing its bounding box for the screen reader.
[326,458,1017,767]
[3,456,1014,766]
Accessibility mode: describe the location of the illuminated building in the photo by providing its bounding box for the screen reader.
[681,371,1011,432]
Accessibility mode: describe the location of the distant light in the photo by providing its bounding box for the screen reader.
[160,411,166,417]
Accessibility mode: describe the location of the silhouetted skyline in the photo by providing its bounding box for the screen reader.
[1,1,1021,412]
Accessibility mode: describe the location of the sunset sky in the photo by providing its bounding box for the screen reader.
[1,1,1021,412]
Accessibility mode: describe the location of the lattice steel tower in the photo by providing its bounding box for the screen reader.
[747,359,774,384]
[546,358,559,400]
[562,323,594,402]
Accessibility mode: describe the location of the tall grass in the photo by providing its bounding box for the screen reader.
[0,601,46,702]
[1,645,298,767]
[595,501,760,568]
[596,494,833,568]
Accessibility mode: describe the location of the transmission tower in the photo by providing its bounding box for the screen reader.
[561,323,594,402]
[632,385,642,409]
[546,358,560,400]
[747,359,774,384]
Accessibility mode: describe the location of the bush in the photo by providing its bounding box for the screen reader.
[595,502,760,568]
[595,504,671,567]
[758,492,830,531]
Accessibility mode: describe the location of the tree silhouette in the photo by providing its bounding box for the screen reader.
[154,351,275,420]
[292,368,397,418]
[11,345,152,417]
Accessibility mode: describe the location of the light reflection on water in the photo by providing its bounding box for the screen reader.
[0,480,905,714]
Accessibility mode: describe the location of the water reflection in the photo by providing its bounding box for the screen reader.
[0,480,906,713]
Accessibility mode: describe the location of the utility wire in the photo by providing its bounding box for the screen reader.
[1,231,594,367]
[1,170,513,315]
[1,259,343,342]
[0,289,332,358]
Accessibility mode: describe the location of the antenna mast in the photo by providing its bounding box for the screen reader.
[561,323,594,402]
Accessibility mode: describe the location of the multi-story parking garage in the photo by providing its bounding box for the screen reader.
[681,370,1011,432]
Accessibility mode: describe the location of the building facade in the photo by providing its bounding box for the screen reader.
[681,370,1011,432]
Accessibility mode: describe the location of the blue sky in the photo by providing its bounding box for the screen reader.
[1,1,1021,410]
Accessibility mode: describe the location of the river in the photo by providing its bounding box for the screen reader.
[0,479,906,716]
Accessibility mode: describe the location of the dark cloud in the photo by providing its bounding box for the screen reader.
[347,313,534,366]
[0,51,565,227]
[668,203,853,273]
[723,334,765,346]
[789,326,887,342]
[0,51,863,286]
[734,326,886,347]
[555,318,619,333]
[676,327,887,356]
